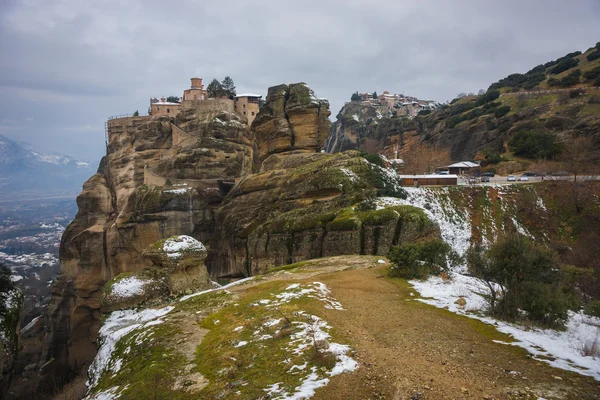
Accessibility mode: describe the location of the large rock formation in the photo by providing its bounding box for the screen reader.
[207,87,434,277]
[36,82,436,394]
[253,83,330,164]
[38,105,254,389]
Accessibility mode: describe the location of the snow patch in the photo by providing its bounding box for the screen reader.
[87,306,174,389]
[162,235,206,259]
[110,276,149,299]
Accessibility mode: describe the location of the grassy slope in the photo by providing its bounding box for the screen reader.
[90,256,600,399]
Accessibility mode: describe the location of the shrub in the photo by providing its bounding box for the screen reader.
[360,151,385,168]
[589,95,600,104]
[494,106,511,118]
[467,236,576,327]
[569,88,585,98]
[508,130,561,159]
[356,199,377,212]
[475,89,500,106]
[583,66,600,81]
[549,58,579,75]
[0,264,16,313]
[587,51,600,62]
[584,300,600,318]
[388,239,454,279]
[497,122,512,133]
[481,147,503,165]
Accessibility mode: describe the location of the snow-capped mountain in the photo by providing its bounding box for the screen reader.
[0,134,94,196]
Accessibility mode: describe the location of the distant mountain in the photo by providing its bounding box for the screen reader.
[0,134,94,198]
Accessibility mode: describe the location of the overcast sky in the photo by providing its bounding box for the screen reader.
[1,0,599,162]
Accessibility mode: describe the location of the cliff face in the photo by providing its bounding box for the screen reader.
[39,106,254,388]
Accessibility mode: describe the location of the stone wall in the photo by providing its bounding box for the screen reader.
[150,103,181,117]
[181,98,235,114]
[107,116,151,144]
[143,166,167,187]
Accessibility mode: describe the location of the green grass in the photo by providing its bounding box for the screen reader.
[194,280,350,399]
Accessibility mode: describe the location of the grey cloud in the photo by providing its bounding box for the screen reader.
[0,0,599,162]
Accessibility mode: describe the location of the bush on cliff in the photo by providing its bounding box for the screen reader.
[388,239,454,279]
[467,236,582,328]
[508,130,561,160]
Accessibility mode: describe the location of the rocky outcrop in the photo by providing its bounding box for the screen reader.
[38,103,255,390]
[253,83,331,165]
[102,236,211,312]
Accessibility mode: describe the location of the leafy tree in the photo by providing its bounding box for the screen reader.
[133,110,139,117]
[351,91,361,102]
[207,79,224,98]
[221,76,236,98]
[508,130,561,159]
[467,236,575,327]
[372,92,378,99]
[166,96,181,103]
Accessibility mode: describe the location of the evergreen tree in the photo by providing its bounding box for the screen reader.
[221,76,236,98]
[351,91,361,102]
[166,96,181,103]
[372,91,378,99]
[207,79,224,98]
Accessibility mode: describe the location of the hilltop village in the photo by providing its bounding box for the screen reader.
[352,91,439,118]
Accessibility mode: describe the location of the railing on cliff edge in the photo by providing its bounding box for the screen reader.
[105,113,134,147]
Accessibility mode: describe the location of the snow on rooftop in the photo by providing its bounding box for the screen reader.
[235,93,262,98]
[445,161,479,168]
[396,174,458,178]
[152,102,181,106]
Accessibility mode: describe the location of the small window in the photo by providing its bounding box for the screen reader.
[167,108,170,113]
[243,111,246,115]
[251,111,255,116]
[243,104,246,108]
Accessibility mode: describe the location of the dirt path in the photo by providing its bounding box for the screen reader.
[302,265,600,400]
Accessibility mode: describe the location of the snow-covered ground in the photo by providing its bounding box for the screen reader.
[377,187,600,381]
[86,306,174,389]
